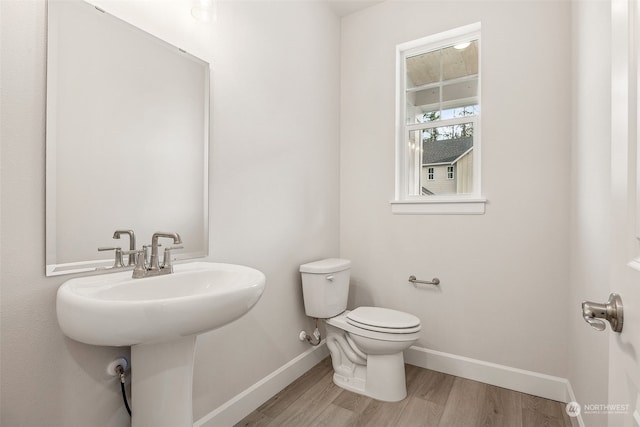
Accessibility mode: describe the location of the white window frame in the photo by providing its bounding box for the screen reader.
[392,22,486,215]
[447,165,455,180]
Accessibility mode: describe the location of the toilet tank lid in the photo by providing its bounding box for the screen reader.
[300,258,351,274]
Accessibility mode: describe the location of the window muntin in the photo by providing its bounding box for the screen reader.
[396,24,481,204]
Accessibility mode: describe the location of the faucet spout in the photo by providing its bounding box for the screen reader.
[113,229,136,266]
[152,232,182,245]
[150,232,183,270]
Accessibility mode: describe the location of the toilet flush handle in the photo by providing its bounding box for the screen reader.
[326,275,334,281]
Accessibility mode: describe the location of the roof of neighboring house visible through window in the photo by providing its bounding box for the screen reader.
[422,136,473,165]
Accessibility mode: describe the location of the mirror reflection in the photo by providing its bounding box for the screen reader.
[46,0,210,276]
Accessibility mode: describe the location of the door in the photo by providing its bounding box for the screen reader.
[608,0,640,425]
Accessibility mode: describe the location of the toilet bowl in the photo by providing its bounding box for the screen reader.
[325,308,420,401]
[300,259,421,402]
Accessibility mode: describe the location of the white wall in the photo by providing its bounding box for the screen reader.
[193,0,340,419]
[340,0,572,377]
[568,1,611,426]
[0,1,340,425]
[1,2,131,425]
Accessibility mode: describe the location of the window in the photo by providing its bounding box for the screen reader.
[393,23,485,214]
[447,166,455,180]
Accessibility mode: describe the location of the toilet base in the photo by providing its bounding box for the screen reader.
[332,352,407,402]
[324,311,418,402]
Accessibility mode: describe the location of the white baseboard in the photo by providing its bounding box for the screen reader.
[193,342,330,427]
[405,346,585,426]
[194,343,585,427]
[563,381,585,427]
[405,345,576,402]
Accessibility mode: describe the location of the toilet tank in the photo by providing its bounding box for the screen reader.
[300,258,351,319]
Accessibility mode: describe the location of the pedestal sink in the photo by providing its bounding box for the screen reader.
[56,262,265,427]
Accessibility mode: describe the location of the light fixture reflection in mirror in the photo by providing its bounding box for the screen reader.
[191,0,216,23]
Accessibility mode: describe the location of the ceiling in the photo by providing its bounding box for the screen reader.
[406,41,479,87]
[324,0,385,17]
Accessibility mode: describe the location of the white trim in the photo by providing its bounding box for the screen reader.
[422,162,451,167]
[193,342,585,427]
[404,346,575,404]
[193,343,330,427]
[407,115,478,132]
[397,22,482,54]
[391,198,486,214]
[407,74,479,94]
[565,381,586,427]
[412,97,480,117]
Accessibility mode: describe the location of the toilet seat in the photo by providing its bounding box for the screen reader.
[346,307,421,334]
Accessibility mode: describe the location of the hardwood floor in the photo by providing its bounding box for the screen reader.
[235,357,574,427]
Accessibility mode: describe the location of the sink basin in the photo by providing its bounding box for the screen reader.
[56,262,265,346]
[57,261,265,427]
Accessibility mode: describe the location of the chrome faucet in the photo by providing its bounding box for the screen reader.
[149,232,182,270]
[132,232,183,279]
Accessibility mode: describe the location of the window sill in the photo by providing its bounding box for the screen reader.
[390,197,487,215]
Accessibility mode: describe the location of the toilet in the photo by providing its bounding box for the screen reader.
[300,258,421,402]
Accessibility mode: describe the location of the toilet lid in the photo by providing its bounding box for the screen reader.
[347,307,421,333]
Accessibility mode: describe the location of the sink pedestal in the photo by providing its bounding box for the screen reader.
[56,262,265,425]
[131,336,196,427]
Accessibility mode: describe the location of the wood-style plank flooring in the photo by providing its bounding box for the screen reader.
[236,357,573,427]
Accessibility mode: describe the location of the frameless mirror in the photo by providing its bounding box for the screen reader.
[46,0,209,276]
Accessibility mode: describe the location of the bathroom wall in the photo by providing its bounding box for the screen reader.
[0,1,340,425]
[1,2,131,425]
[192,0,341,419]
[340,0,572,378]
[568,1,611,425]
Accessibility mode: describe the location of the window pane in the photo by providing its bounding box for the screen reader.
[420,122,474,195]
[406,50,440,88]
[441,41,478,81]
[406,87,439,124]
[442,79,478,103]
[405,38,479,125]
